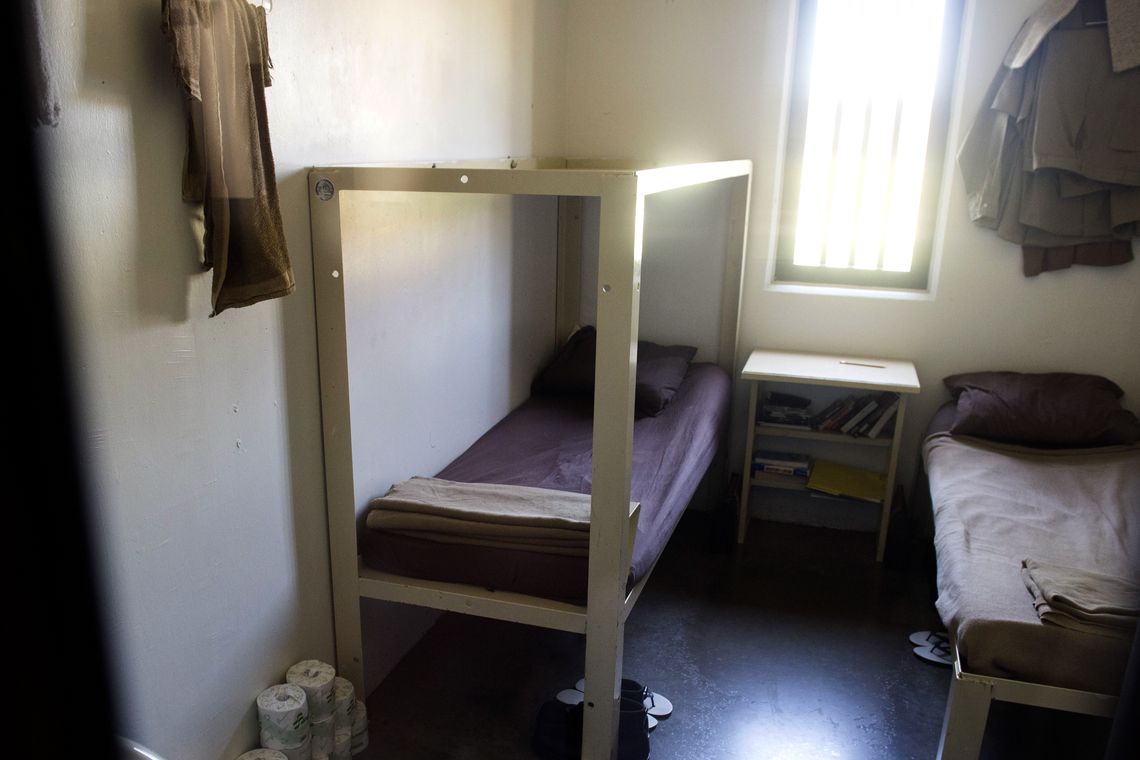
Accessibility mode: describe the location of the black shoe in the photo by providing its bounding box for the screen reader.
[617,696,651,760]
[533,695,651,760]
[532,699,582,760]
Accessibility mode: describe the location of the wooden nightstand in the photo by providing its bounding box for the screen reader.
[737,349,920,561]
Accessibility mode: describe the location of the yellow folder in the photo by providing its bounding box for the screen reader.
[806,459,887,503]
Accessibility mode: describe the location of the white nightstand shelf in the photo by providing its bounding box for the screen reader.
[737,349,921,562]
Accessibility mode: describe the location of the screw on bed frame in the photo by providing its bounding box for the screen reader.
[314,178,335,201]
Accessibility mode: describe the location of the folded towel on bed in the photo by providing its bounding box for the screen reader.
[1021,558,1140,638]
[367,477,634,556]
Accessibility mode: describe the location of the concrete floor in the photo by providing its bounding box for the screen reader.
[356,515,1113,759]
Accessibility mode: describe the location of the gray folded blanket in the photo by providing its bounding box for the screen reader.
[367,477,617,557]
[1022,558,1140,638]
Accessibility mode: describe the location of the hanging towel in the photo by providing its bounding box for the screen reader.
[161,0,294,316]
[26,0,60,127]
[1021,240,1135,275]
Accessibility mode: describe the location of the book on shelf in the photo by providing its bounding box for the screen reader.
[758,404,814,429]
[865,397,900,438]
[760,391,901,438]
[850,404,882,437]
[809,398,845,429]
[842,392,900,438]
[753,462,811,478]
[839,395,881,433]
[764,390,812,409]
[841,392,888,434]
[752,450,812,477]
[805,459,887,503]
[818,395,858,431]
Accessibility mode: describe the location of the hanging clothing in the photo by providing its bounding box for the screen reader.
[1004,0,1140,73]
[26,0,60,127]
[162,0,294,315]
[959,1,1139,275]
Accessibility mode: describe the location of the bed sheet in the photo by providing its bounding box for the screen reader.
[360,362,730,603]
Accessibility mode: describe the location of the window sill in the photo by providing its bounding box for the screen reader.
[765,280,934,301]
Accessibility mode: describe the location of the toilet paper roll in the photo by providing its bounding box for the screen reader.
[350,730,368,756]
[237,750,288,760]
[260,727,310,753]
[275,733,312,760]
[333,677,355,730]
[273,733,312,760]
[310,716,335,758]
[286,660,336,722]
[332,728,352,760]
[351,700,367,737]
[257,684,309,748]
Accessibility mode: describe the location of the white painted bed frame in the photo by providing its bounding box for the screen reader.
[937,640,1119,758]
[307,158,752,760]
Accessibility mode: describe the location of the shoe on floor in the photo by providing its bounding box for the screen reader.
[574,677,673,721]
[913,641,953,666]
[534,695,651,760]
[908,630,949,647]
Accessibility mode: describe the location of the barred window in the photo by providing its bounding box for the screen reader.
[774,0,963,290]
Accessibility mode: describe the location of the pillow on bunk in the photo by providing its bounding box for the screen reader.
[532,326,698,417]
[943,371,1140,447]
[531,325,598,397]
[634,339,698,416]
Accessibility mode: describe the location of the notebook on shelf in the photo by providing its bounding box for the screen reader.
[806,459,886,503]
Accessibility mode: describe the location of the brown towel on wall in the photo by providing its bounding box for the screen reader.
[162,0,294,316]
[26,0,60,127]
[1022,240,1135,275]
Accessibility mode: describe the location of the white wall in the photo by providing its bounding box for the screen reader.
[577,183,734,362]
[565,0,1140,486]
[342,191,559,691]
[39,1,565,758]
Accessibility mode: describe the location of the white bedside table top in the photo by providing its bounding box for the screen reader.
[741,349,920,394]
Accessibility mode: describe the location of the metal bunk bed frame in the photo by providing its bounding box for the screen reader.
[938,642,1118,758]
[307,158,752,759]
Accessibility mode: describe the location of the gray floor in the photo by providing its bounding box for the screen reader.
[356,515,1112,759]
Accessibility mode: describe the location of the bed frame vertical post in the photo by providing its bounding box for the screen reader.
[718,174,752,377]
[556,196,584,344]
[876,395,908,562]
[582,174,643,760]
[308,171,366,695]
[937,665,993,760]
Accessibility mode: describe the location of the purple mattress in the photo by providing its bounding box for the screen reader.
[361,362,731,603]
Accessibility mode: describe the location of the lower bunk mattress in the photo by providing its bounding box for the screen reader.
[924,432,1140,695]
[361,362,731,604]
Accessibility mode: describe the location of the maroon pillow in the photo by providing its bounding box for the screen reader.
[634,340,698,417]
[943,372,1140,447]
[532,326,697,417]
[530,326,597,397]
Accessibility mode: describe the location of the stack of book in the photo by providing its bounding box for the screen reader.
[751,450,812,486]
[757,405,814,429]
[757,391,814,429]
[807,391,900,438]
